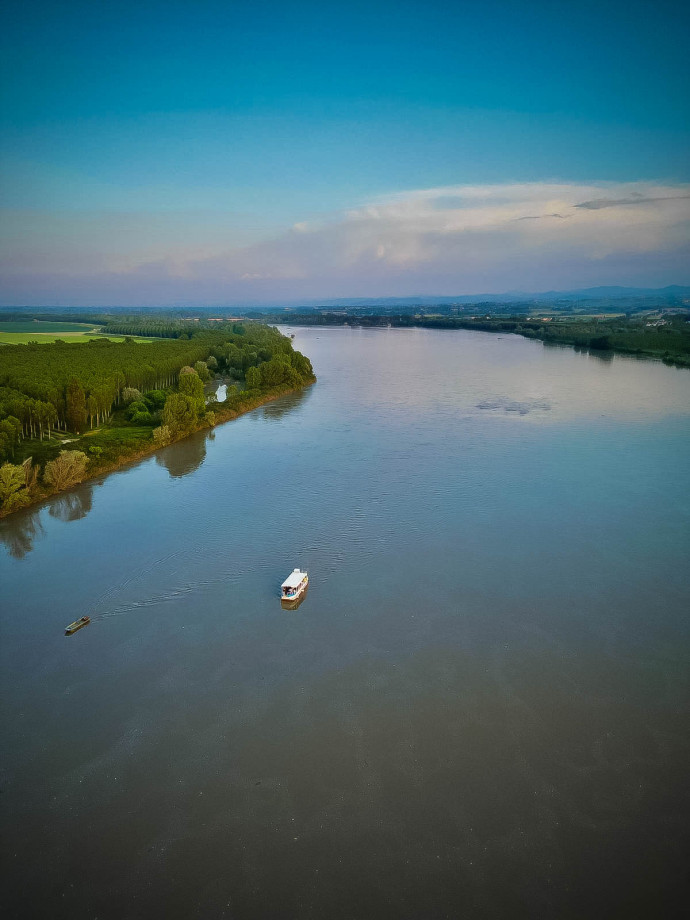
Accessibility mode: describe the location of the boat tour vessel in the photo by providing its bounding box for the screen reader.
[65,616,90,636]
[281,568,308,603]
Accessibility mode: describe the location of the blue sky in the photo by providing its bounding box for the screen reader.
[1,0,689,305]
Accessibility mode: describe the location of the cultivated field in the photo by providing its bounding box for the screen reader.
[0,322,154,345]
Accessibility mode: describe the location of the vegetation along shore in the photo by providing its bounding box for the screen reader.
[257,311,690,368]
[0,322,315,517]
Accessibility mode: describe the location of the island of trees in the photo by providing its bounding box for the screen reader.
[0,322,314,516]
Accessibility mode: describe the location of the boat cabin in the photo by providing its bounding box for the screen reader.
[281,568,308,599]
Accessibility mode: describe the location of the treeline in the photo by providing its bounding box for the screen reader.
[94,317,248,339]
[101,319,248,338]
[266,312,690,366]
[0,310,108,325]
[0,324,315,466]
[0,337,222,447]
[522,316,690,366]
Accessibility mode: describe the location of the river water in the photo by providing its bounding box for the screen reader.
[1,327,689,919]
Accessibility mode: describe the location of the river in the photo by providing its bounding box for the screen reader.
[1,327,689,919]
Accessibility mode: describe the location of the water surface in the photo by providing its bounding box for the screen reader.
[2,328,689,919]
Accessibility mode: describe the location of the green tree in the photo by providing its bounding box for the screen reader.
[0,463,31,512]
[86,394,98,429]
[194,360,211,382]
[258,357,285,386]
[178,367,205,415]
[162,394,197,434]
[245,366,261,388]
[292,352,313,380]
[35,401,57,439]
[66,379,86,433]
[589,334,612,350]
[0,417,22,461]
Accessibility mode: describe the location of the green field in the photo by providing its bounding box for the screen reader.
[0,321,97,333]
[0,320,153,344]
[0,332,155,344]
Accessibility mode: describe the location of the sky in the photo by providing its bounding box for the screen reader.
[1,0,689,306]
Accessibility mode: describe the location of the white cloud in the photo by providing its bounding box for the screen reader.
[2,181,689,303]
[180,180,690,293]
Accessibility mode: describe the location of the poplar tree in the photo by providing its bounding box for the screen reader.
[66,379,86,433]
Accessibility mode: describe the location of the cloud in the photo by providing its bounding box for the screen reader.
[575,194,690,209]
[514,213,570,221]
[2,181,689,304]
[188,180,690,288]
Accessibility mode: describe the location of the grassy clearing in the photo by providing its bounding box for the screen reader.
[10,424,156,467]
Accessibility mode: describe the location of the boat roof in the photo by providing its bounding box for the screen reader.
[281,569,307,588]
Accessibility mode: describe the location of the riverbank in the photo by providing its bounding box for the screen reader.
[266,313,690,367]
[0,379,314,520]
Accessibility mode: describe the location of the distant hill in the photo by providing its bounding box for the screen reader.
[291,286,690,309]
[1,286,688,315]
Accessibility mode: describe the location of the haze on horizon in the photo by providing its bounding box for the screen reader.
[1,0,689,307]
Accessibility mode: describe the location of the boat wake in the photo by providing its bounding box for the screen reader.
[88,548,235,620]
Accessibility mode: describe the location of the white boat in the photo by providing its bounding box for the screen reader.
[281,568,308,601]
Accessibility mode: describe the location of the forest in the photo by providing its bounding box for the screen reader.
[0,322,315,515]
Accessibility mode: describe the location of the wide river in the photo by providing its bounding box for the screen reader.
[2,327,689,919]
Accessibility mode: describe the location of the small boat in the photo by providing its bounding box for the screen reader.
[281,568,308,603]
[65,616,90,636]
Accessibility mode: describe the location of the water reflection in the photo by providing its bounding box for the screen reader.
[0,509,44,559]
[2,327,690,919]
[0,482,99,559]
[205,378,243,405]
[0,387,309,559]
[280,585,309,610]
[48,483,95,522]
[261,387,311,420]
[155,431,208,478]
[585,347,615,363]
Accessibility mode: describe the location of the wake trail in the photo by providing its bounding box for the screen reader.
[89,545,238,620]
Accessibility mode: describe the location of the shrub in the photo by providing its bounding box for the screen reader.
[122,387,142,405]
[144,390,167,410]
[0,463,31,512]
[130,410,152,425]
[153,425,172,446]
[43,450,89,491]
[126,399,150,420]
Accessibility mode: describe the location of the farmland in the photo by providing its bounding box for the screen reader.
[0,321,154,345]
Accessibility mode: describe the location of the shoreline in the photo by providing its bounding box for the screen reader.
[0,379,315,521]
[276,319,690,368]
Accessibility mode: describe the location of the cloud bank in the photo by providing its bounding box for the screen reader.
[2,181,689,304]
